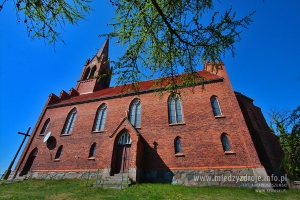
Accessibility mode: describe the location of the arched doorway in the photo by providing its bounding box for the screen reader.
[114,132,132,174]
[20,148,38,176]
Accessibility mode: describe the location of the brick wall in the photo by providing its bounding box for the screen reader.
[16,66,265,179]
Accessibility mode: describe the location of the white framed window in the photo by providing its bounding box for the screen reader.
[40,118,50,135]
[62,108,77,134]
[129,99,141,127]
[93,104,107,131]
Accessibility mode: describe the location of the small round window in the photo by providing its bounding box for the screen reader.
[47,136,57,150]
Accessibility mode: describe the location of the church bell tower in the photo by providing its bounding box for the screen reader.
[76,39,111,95]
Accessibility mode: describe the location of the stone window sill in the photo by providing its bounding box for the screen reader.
[175,153,185,157]
[224,151,236,155]
[88,157,95,160]
[60,134,71,137]
[54,159,60,162]
[169,122,186,126]
[92,130,104,134]
[215,115,226,119]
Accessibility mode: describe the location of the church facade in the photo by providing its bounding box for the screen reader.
[12,40,283,186]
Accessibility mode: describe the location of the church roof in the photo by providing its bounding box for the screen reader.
[49,70,222,108]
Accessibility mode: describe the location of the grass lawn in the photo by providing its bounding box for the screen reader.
[0,179,299,200]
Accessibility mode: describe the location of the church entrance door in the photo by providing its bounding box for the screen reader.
[115,144,131,173]
[114,132,131,174]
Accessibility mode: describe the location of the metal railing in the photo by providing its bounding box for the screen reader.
[120,168,130,189]
[85,169,100,186]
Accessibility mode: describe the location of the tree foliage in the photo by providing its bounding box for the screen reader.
[1,0,92,44]
[1,0,254,92]
[104,0,254,92]
[269,106,300,180]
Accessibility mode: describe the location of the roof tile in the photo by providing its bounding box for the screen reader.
[52,70,221,106]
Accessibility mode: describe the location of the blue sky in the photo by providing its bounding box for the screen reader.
[0,1,299,175]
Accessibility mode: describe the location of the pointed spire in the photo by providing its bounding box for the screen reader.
[96,38,109,63]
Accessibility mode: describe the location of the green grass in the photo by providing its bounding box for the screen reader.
[0,179,299,200]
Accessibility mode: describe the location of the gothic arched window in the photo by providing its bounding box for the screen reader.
[89,66,97,79]
[55,145,63,160]
[83,67,90,80]
[168,94,183,124]
[221,134,231,152]
[174,137,183,154]
[40,118,50,135]
[93,104,107,131]
[129,99,141,127]
[62,108,77,134]
[211,96,222,116]
[118,132,132,145]
[89,143,96,158]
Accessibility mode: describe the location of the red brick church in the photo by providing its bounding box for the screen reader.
[11,40,283,186]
